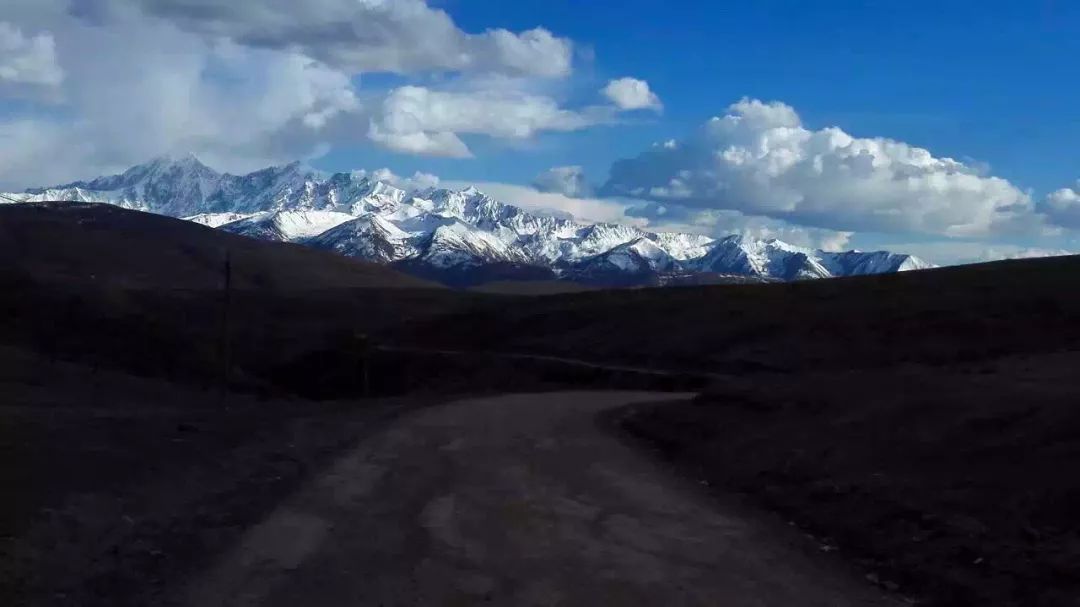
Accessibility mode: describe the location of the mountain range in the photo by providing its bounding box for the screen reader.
[3,154,933,286]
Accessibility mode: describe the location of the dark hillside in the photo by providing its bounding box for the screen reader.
[3,200,1080,606]
[0,202,439,290]
[395,255,1080,373]
[616,351,1080,606]
[0,202,462,391]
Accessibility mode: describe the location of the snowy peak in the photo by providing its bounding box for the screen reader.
[694,235,830,280]
[578,237,679,274]
[818,250,933,276]
[694,236,934,281]
[66,153,219,192]
[308,214,416,263]
[649,232,716,260]
[23,154,225,216]
[421,221,530,268]
[3,157,936,286]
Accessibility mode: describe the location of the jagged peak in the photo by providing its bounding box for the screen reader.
[7,155,936,284]
[136,152,216,174]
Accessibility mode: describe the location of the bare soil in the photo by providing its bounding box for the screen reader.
[185,392,899,607]
[0,345,429,607]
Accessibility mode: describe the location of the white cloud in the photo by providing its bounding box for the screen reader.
[0,5,372,187]
[602,97,1041,238]
[95,0,573,78]
[357,167,440,191]
[1042,182,1080,229]
[532,166,593,197]
[0,119,102,190]
[602,77,661,112]
[0,1,600,187]
[367,85,597,158]
[0,21,63,87]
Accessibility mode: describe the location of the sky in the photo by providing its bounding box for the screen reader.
[1,0,1078,265]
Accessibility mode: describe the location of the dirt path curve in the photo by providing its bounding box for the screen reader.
[186,392,899,607]
[377,345,727,380]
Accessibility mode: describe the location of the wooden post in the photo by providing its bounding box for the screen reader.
[218,250,232,402]
[357,332,371,397]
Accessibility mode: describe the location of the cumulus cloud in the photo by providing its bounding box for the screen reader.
[0,1,604,187]
[532,166,594,197]
[356,167,440,191]
[0,21,63,88]
[1042,182,1080,229]
[93,0,573,78]
[0,4,373,187]
[367,86,596,158]
[602,77,661,112]
[602,97,1040,238]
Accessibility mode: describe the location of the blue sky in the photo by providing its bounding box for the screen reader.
[315,0,1080,194]
[2,0,1078,264]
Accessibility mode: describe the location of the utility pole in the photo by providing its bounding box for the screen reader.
[218,250,232,402]
[356,332,371,397]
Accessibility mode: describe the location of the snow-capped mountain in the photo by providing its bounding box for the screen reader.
[3,156,934,286]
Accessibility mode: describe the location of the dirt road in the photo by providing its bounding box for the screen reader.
[186,392,899,606]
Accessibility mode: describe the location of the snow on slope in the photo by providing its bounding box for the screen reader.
[185,212,256,228]
[818,250,936,276]
[650,232,717,260]
[3,156,934,284]
[420,222,531,268]
[577,238,680,274]
[306,214,418,263]
[219,210,355,242]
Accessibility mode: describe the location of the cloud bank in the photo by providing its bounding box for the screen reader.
[368,86,598,158]
[602,98,1041,239]
[0,21,63,90]
[0,0,623,188]
[87,0,574,78]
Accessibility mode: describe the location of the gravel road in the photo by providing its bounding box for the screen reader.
[186,391,899,606]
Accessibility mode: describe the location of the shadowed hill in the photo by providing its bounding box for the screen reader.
[394,255,1080,373]
[0,202,460,390]
[468,280,600,295]
[4,200,1080,606]
[0,202,439,290]
[5,201,1079,385]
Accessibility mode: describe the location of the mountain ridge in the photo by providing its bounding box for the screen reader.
[3,156,935,286]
